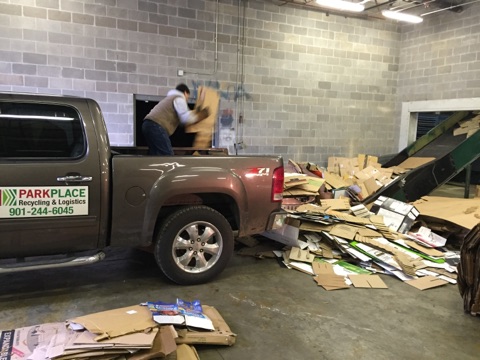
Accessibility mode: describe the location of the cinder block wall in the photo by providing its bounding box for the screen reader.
[241,1,400,163]
[2,0,471,165]
[398,3,480,105]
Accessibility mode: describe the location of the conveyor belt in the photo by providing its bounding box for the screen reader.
[362,111,480,204]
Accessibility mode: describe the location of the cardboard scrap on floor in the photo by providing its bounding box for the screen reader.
[349,274,388,289]
[245,154,480,295]
[0,302,235,360]
[406,275,449,290]
[259,189,461,292]
[311,261,349,290]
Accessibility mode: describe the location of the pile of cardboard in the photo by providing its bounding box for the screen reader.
[282,154,438,204]
[262,194,460,291]
[0,303,235,360]
[251,154,480,293]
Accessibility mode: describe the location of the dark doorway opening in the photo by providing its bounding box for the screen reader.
[134,95,197,148]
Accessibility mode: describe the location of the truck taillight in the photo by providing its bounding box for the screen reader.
[272,166,284,202]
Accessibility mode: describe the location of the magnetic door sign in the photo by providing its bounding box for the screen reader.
[0,186,89,218]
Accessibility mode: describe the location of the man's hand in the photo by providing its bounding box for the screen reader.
[196,107,210,122]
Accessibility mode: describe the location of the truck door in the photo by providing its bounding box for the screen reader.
[0,98,103,258]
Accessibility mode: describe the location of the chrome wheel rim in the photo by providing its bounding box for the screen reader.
[171,221,223,273]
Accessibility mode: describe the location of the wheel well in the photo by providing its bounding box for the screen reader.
[157,193,239,231]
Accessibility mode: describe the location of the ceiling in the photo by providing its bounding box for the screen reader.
[266,0,476,22]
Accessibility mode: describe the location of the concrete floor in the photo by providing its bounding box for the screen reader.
[1,183,479,359]
[0,244,479,360]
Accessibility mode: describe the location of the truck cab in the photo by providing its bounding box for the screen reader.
[0,94,108,257]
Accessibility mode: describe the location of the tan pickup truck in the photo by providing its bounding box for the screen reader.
[0,92,284,285]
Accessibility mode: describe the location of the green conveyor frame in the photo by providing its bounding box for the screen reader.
[362,111,480,205]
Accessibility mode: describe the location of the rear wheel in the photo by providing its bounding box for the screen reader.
[154,205,234,285]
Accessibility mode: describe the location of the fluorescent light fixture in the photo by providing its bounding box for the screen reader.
[316,0,365,13]
[381,10,423,23]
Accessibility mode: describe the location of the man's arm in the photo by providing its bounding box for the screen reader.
[173,97,198,125]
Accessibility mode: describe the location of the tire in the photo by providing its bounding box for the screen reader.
[154,205,234,285]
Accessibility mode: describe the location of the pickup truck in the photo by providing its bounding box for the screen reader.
[0,92,284,285]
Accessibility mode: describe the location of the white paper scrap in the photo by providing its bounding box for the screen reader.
[438,275,457,284]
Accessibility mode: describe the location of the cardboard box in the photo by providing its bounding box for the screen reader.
[175,306,236,346]
[370,196,419,233]
[185,86,220,148]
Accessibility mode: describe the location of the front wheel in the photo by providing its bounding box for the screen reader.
[154,205,234,285]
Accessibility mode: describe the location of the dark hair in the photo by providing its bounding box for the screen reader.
[175,83,190,95]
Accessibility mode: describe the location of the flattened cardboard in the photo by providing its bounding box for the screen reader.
[55,349,129,360]
[0,322,68,360]
[294,203,324,214]
[128,326,177,360]
[363,176,382,195]
[185,86,220,148]
[413,196,480,230]
[283,188,318,196]
[70,328,157,349]
[175,344,200,360]
[289,261,315,275]
[349,275,388,289]
[355,166,379,180]
[288,247,314,263]
[297,176,325,193]
[453,118,480,136]
[312,261,335,275]
[323,171,349,189]
[68,305,157,341]
[319,198,350,211]
[285,217,334,233]
[406,275,448,290]
[404,240,445,257]
[314,274,350,290]
[329,224,359,240]
[284,176,308,189]
[398,157,435,169]
[175,306,236,346]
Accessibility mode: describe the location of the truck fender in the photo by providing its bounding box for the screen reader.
[141,167,247,243]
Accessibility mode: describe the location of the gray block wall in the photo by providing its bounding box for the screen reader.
[398,2,480,112]
[0,0,473,165]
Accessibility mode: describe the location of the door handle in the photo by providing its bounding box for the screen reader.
[57,175,93,183]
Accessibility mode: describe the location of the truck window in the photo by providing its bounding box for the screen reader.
[0,102,85,159]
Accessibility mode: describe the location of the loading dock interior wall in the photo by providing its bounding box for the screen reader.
[1,1,480,165]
